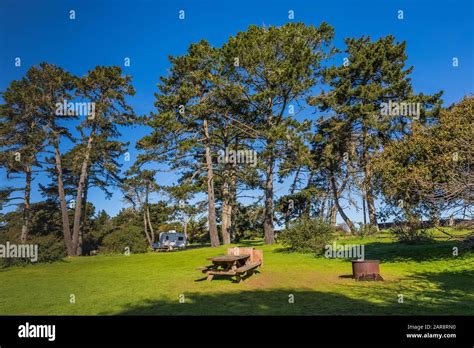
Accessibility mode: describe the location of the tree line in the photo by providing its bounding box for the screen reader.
[1,22,472,256]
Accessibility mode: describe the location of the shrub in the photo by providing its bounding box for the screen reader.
[279,217,335,253]
[358,224,379,236]
[391,222,432,244]
[186,218,209,244]
[335,223,350,235]
[242,229,262,240]
[0,234,66,268]
[83,223,113,255]
[0,234,22,268]
[462,232,474,251]
[32,235,67,262]
[100,225,148,254]
[454,220,474,230]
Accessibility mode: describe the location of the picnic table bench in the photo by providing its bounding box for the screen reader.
[197,247,263,282]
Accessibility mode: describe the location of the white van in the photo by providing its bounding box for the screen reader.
[153,230,187,251]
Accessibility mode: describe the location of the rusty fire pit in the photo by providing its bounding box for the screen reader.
[351,260,383,281]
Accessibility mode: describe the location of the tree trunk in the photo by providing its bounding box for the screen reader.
[263,154,275,244]
[330,201,337,226]
[72,129,95,254]
[183,216,189,241]
[77,177,89,256]
[221,179,232,245]
[362,194,367,226]
[146,209,155,244]
[303,172,313,217]
[143,209,152,247]
[20,165,32,243]
[362,126,379,232]
[364,167,379,232]
[145,185,155,244]
[229,165,237,242]
[320,193,326,220]
[228,137,239,242]
[330,174,355,233]
[203,119,220,247]
[366,190,379,231]
[220,135,232,245]
[143,187,155,248]
[285,166,301,228]
[54,143,74,256]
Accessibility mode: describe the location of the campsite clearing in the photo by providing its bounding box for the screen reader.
[0,229,472,315]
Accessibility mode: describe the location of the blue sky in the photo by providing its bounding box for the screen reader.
[1,0,473,224]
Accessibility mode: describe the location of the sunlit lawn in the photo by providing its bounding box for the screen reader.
[0,229,472,315]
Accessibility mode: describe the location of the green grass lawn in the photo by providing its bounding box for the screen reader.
[0,229,472,315]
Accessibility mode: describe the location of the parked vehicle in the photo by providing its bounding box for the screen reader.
[152,230,187,251]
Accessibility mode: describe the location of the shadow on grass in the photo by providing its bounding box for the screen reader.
[272,239,467,262]
[113,289,390,316]
[113,271,473,315]
[184,243,212,250]
[361,240,467,263]
[0,257,71,271]
[345,268,474,315]
[194,270,261,283]
[235,239,264,247]
[407,268,474,294]
[272,247,294,253]
[271,239,466,263]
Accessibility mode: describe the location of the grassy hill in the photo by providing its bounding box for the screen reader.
[0,229,472,315]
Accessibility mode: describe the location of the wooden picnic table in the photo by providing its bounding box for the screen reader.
[207,254,250,262]
[197,248,263,282]
[207,254,250,273]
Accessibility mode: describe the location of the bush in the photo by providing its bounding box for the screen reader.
[0,234,22,268]
[454,220,474,230]
[279,217,335,253]
[32,235,67,262]
[0,234,66,268]
[242,229,262,240]
[358,224,379,236]
[391,222,432,244]
[186,218,209,244]
[335,223,350,235]
[100,225,149,254]
[462,232,474,251]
